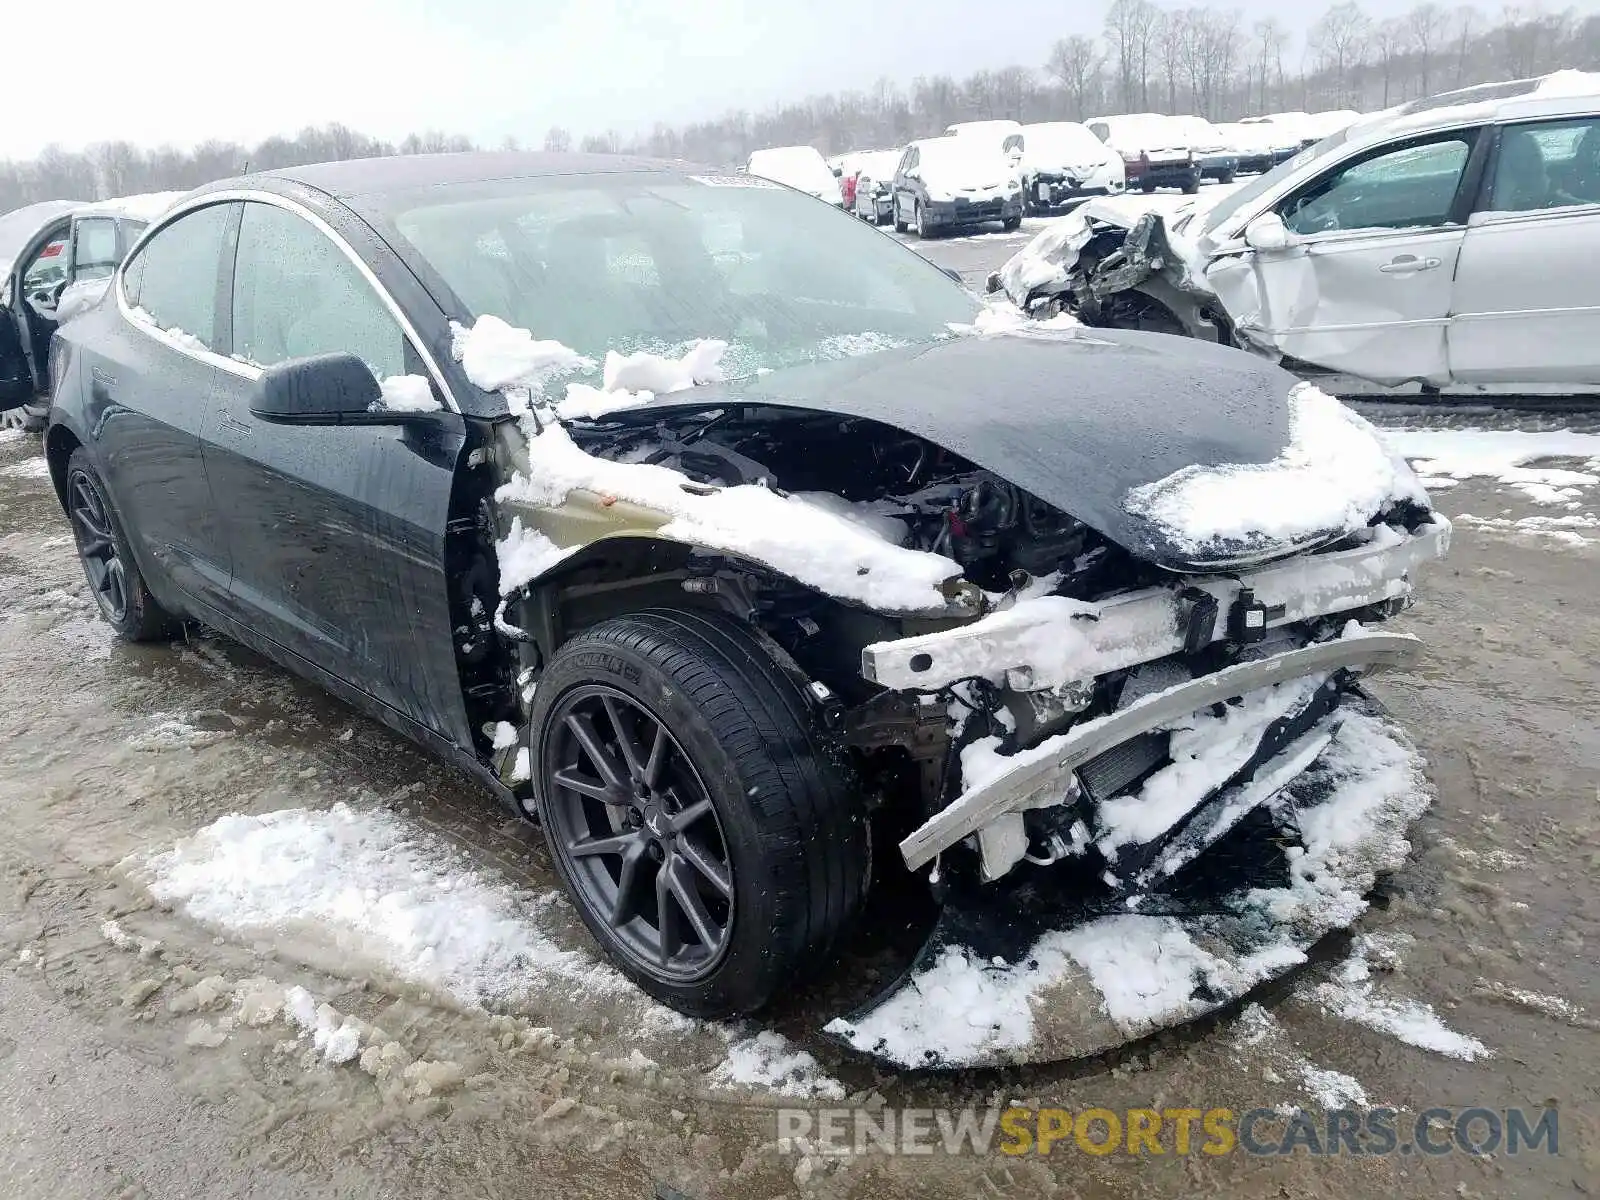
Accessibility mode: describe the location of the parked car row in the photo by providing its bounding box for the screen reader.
[746,108,1366,243]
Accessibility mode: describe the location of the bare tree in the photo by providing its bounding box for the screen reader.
[1044,35,1104,120]
[1310,2,1373,105]
[1407,2,1449,94]
[1105,0,1160,112]
[543,127,572,153]
[1157,10,1191,112]
[1254,18,1290,112]
[1453,5,1482,85]
[1372,18,1412,105]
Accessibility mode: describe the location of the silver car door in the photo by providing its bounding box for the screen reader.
[1450,114,1600,388]
[1209,130,1479,386]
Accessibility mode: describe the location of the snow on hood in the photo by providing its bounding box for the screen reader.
[1123,382,1429,560]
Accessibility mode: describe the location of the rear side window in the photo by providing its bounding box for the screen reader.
[122,203,233,348]
[1489,116,1600,212]
[230,201,407,379]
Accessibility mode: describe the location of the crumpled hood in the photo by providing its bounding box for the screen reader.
[603,330,1375,571]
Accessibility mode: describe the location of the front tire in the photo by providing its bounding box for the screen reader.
[892,198,909,233]
[65,448,177,642]
[529,608,869,1018]
[915,201,934,239]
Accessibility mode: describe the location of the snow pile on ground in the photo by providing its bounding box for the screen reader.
[452,315,593,406]
[830,702,1432,1067]
[1305,936,1490,1061]
[0,458,49,480]
[1455,512,1597,547]
[1383,428,1600,506]
[707,1031,845,1100]
[140,803,633,1010]
[603,339,726,394]
[0,421,28,442]
[374,374,441,413]
[1231,1004,1370,1109]
[497,421,963,613]
[1125,383,1428,558]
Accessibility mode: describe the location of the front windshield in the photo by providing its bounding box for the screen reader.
[1199,124,1360,235]
[385,174,979,383]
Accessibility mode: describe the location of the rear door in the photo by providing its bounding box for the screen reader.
[205,197,467,736]
[1449,114,1600,387]
[1216,129,1480,385]
[90,201,237,607]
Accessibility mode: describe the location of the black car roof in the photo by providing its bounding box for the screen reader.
[258,151,699,200]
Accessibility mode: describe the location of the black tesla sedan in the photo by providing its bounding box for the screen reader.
[16,153,1447,1063]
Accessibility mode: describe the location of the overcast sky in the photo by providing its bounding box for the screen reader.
[7,0,1597,159]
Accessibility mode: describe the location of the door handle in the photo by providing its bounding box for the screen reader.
[216,408,252,434]
[1378,255,1442,274]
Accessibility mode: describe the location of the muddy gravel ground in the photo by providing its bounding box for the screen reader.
[1,412,1597,1200]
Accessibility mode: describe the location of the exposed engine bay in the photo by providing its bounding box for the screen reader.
[567,406,1161,596]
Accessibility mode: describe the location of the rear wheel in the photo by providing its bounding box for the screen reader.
[1182,176,1201,195]
[530,608,869,1017]
[1140,181,1157,194]
[1218,169,1236,185]
[1003,214,1022,231]
[65,448,177,642]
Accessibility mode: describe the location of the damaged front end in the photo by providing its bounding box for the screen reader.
[993,202,1231,344]
[481,332,1447,1068]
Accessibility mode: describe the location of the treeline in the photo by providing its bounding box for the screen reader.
[3,0,1597,211]
[0,126,476,213]
[623,2,1600,163]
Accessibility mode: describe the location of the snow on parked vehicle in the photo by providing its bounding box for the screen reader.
[1017,121,1126,212]
[745,145,843,205]
[891,136,1025,237]
[42,152,1450,1068]
[1087,113,1203,194]
[849,149,905,224]
[997,71,1600,396]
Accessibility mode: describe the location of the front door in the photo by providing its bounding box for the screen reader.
[204,199,468,739]
[11,219,72,393]
[1450,115,1600,387]
[1210,130,1479,386]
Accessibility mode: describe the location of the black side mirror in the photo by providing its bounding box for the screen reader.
[985,270,1003,294]
[250,352,404,425]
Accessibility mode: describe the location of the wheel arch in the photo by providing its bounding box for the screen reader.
[44,422,82,515]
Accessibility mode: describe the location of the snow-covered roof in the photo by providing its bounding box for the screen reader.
[75,190,188,224]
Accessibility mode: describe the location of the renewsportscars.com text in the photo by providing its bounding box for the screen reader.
[776,1105,1560,1158]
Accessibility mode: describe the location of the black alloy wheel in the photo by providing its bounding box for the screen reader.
[68,466,127,624]
[542,685,735,981]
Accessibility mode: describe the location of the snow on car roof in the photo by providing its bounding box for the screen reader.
[76,190,188,223]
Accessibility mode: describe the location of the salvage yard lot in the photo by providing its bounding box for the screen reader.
[1,398,1597,1198]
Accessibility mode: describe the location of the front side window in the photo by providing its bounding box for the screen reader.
[122,203,233,347]
[385,174,977,381]
[1280,133,1473,236]
[70,218,119,283]
[231,202,407,379]
[1488,117,1600,212]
